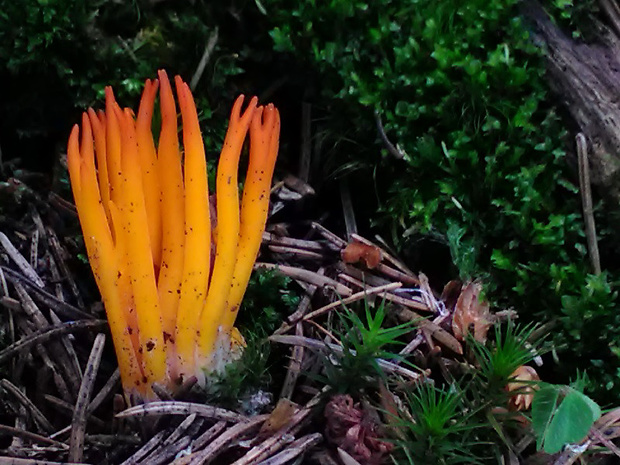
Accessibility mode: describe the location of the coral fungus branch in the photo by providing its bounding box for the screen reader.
[196,95,257,363]
[175,77,212,378]
[67,71,279,400]
[222,104,280,333]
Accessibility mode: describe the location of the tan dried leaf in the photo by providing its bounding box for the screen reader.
[506,365,540,411]
[341,241,383,269]
[452,281,492,343]
[258,398,298,436]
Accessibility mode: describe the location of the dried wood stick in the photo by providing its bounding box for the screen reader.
[279,323,305,400]
[576,133,601,275]
[376,263,419,286]
[49,191,78,216]
[600,0,620,38]
[337,263,391,286]
[0,232,44,287]
[310,222,348,248]
[268,245,325,261]
[47,227,84,307]
[0,296,20,311]
[143,436,191,465]
[395,307,463,355]
[47,254,65,301]
[269,335,422,381]
[0,320,105,365]
[173,375,198,400]
[121,430,168,465]
[87,369,120,414]
[116,401,246,423]
[0,423,68,449]
[183,415,267,464]
[282,173,315,197]
[0,459,75,465]
[48,310,83,381]
[337,274,429,312]
[85,434,142,447]
[278,282,402,334]
[43,395,106,430]
[69,333,106,463]
[190,27,218,91]
[13,319,73,403]
[282,268,321,326]
[151,383,174,401]
[0,267,9,297]
[140,414,198,465]
[29,228,38,270]
[590,427,620,458]
[262,232,327,252]
[255,432,323,465]
[0,458,74,465]
[230,393,322,465]
[1,266,92,320]
[254,263,352,296]
[399,313,451,356]
[0,379,54,434]
[189,420,226,452]
[10,404,26,450]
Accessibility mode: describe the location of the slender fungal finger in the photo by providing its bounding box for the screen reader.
[117,108,166,395]
[136,79,163,271]
[156,70,186,356]
[222,105,280,332]
[88,108,111,225]
[67,125,82,202]
[74,118,144,395]
[105,87,123,205]
[174,77,211,378]
[197,95,257,363]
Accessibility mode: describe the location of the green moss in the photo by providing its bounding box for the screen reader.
[264,0,618,400]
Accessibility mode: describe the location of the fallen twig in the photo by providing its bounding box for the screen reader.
[0,424,68,449]
[179,415,267,464]
[69,333,106,463]
[255,263,352,296]
[230,393,322,465]
[1,266,92,320]
[277,282,401,334]
[269,334,422,381]
[190,27,219,91]
[116,401,246,423]
[0,320,106,364]
[0,379,54,434]
[254,432,323,465]
[576,133,601,275]
[0,232,44,288]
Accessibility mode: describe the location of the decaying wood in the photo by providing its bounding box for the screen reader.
[524,0,620,202]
